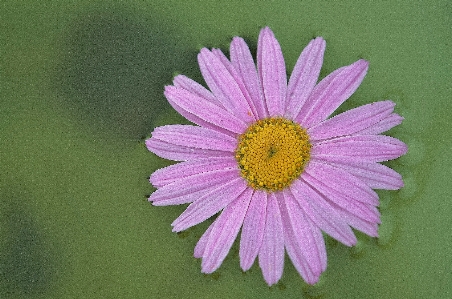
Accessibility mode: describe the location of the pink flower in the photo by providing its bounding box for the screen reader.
[146,27,407,286]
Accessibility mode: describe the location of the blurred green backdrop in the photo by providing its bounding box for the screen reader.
[1,1,451,298]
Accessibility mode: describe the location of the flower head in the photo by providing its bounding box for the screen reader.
[146,27,407,286]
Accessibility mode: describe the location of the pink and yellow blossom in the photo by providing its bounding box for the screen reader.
[146,27,407,286]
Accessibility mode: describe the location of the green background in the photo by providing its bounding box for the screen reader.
[1,1,450,298]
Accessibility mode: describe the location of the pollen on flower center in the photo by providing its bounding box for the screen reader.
[235,117,311,192]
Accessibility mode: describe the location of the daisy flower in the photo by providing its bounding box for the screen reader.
[146,27,407,286]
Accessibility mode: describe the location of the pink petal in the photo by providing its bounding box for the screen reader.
[165,100,233,137]
[258,193,284,286]
[201,188,253,273]
[173,74,219,105]
[298,178,379,237]
[230,37,267,119]
[311,135,408,163]
[169,78,234,136]
[324,159,404,190]
[302,163,381,224]
[164,86,247,134]
[149,169,239,206]
[334,206,379,237]
[171,178,248,232]
[308,100,395,141]
[150,157,236,188]
[212,48,260,121]
[198,48,255,123]
[304,160,379,206]
[285,37,326,119]
[146,138,231,161]
[194,224,214,258]
[151,125,237,152]
[290,179,357,246]
[257,27,287,116]
[358,113,404,135]
[281,191,326,280]
[239,190,267,271]
[296,59,369,128]
[281,224,316,284]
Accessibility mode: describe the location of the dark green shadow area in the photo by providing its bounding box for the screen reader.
[55,7,195,140]
[0,189,58,298]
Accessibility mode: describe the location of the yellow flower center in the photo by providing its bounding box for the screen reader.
[235,117,311,192]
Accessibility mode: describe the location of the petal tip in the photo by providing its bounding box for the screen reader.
[314,36,326,46]
[163,85,176,97]
[240,262,252,272]
[145,138,154,151]
[397,141,409,157]
[306,275,321,286]
[358,59,370,70]
[231,36,244,44]
[260,26,276,39]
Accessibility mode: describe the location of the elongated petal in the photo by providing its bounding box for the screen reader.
[308,101,395,141]
[151,125,237,151]
[171,178,248,232]
[150,169,239,206]
[281,191,326,280]
[302,180,380,239]
[173,74,219,105]
[198,48,255,123]
[281,221,316,284]
[304,160,379,205]
[146,138,230,162]
[312,135,408,163]
[334,206,379,237]
[201,188,253,273]
[290,179,357,246]
[358,113,404,135]
[146,138,230,161]
[239,190,267,271]
[285,37,326,119]
[258,27,287,116]
[302,163,380,224]
[164,86,247,134]
[212,48,259,121]
[150,157,236,188]
[258,193,284,286]
[169,77,234,136]
[194,224,214,258]
[325,159,404,190]
[296,59,369,128]
[165,94,233,137]
[230,37,267,119]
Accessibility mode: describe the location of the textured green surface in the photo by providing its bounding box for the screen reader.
[1,1,451,298]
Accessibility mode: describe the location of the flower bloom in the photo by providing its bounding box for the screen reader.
[146,27,407,285]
